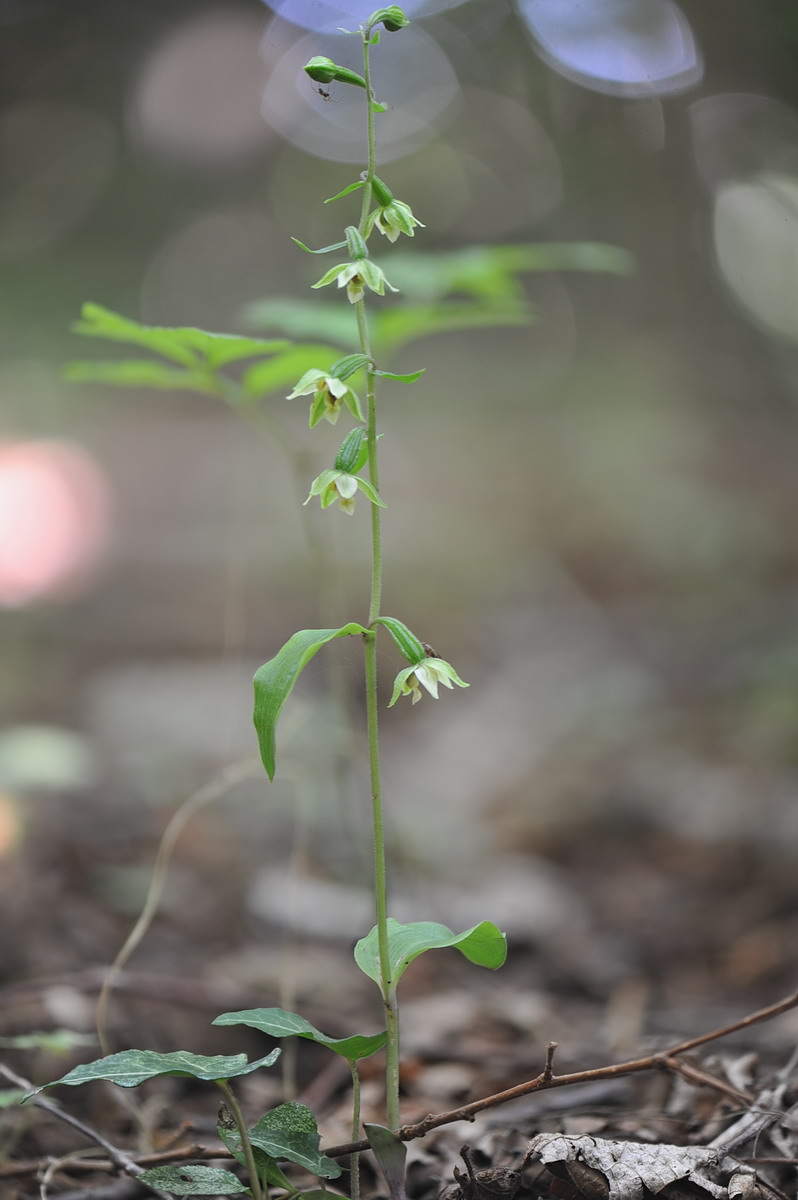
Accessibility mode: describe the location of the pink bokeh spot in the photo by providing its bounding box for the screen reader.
[0,440,111,606]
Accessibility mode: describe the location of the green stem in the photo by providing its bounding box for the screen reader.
[349,1061,362,1200]
[357,23,399,1133]
[215,1080,263,1200]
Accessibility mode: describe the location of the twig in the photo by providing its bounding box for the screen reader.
[0,1064,170,1200]
[5,989,798,1180]
[321,988,798,1157]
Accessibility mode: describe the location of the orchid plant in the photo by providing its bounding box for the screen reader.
[22,10,511,1197]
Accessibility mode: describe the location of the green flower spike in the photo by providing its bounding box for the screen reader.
[388,656,469,706]
[313,225,398,304]
[287,368,363,428]
[366,177,424,243]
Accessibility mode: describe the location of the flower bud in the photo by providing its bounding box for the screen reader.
[345,226,368,261]
[335,427,368,474]
[368,6,410,32]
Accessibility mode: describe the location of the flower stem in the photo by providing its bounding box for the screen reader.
[216,1080,263,1200]
[357,21,400,1133]
[349,1061,362,1200]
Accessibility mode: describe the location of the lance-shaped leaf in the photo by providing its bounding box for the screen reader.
[247,1103,341,1178]
[21,1048,281,1099]
[374,367,425,383]
[139,1165,249,1195]
[254,624,368,780]
[325,179,366,204]
[354,919,506,995]
[365,1123,407,1200]
[213,1007,387,1063]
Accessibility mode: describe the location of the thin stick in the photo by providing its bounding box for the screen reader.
[0,1065,170,1199]
[6,989,797,1179]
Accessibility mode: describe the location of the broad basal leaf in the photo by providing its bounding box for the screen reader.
[139,1165,249,1195]
[21,1047,280,1099]
[213,1007,387,1062]
[354,919,506,994]
[253,624,368,780]
[248,1104,341,1178]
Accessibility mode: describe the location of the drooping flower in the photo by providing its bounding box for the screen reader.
[286,368,362,428]
[366,176,424,243]
[304,468,386,516]
[312,257,397,305]
[312,225,398,304]
[388,656,469,705]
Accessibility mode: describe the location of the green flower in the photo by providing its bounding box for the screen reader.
[388,656,469,706]
[304,469,386,516]
[366,198,424,243]
[312,258,398,305]
[286,368,363,428]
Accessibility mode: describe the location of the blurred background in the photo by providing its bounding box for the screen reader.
[2,0,798,1086]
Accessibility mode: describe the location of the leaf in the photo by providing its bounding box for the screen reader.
[374,368,425,383]
[242,344,342,400]
[354,919,507,994]
[139,1165,249,1195]
[64,361,217,395]
[291,236,348,255]
[253,624,368,780]
[248,1104,342,1178]
[365,1123,407,1200]
[325,180,366,204]
[242,299,359,348]
[21,1048,281,1099]
[72,303,290,370]
[372,301,535,354]
[213,1007,387,1062]
[218,1125,295,1191]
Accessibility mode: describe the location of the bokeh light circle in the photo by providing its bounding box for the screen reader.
[518,0,702,98]
[260,19,460,163]
[0,441,111,606]
[129,9,273,163]
[714,172,798,344]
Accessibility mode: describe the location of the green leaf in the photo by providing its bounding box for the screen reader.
[374,368,425,383]
[354,919,507,994]
[291,236,348,255]
[242,344,342,400]
[72,303,290,370]
[139,1165,249,1195]
[218,1125,295,1191]
[253,624,368,780]
[242,299,359,349]
[372,301,535,354]
[21,1048,281,1099]
[247,1104,342,1178]
[213,1007,387,1063]
[365,1123,407,1200]
[64,360,217,395]
[324,180,366,204]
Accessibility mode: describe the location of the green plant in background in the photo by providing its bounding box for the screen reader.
[21,8,634,1196]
